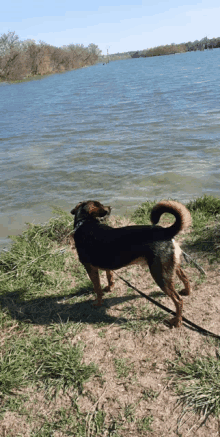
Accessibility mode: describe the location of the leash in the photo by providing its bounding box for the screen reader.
[114,272,220,340]
[182,250,206,275]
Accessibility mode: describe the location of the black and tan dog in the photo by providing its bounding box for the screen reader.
[70,200,191,327]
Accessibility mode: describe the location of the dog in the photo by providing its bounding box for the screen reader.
[70,200,191,327]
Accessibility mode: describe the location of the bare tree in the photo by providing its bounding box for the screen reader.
[0,31,21,55]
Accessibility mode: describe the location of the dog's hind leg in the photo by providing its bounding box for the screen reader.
[162,283,183,327]
[104,270,115,292]
[149,259,183,327]
[176,265,191,296]
[84,263,103,306]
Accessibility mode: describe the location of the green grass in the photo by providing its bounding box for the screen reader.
[0,210,100,433]
[169,351,220,421]
[0,331,98,398]
[0,208,90,331]
[0,208,75,299]
[185,195,220,262]
[142,388,159,401]
[124,403,136,422]
[186,195,220,224]
[114,358,134,379]
[0,323,99,436]
[131,200,157,225]
[137,415,154,433]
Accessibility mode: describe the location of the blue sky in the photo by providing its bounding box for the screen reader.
[1,0,220,54]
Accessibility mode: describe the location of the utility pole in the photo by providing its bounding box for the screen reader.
[106,46,110,63]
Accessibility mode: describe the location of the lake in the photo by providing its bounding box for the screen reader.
[1,48,220,250]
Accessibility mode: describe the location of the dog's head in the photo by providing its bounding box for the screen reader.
[71,200,111,227]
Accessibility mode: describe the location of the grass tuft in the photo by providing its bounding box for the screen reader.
[0,332,97,397]
[131,200,157,225]
[137,415,154,433]
[186,195,220,217]
[0,208,84,302]
[169,352,220,420]
[114,358,134,379]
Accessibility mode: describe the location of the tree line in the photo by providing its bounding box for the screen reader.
[130,36,220,58]
[99,36,220,61]
[0,31,101,81]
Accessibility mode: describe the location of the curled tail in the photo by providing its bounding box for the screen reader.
[150,200,191,239]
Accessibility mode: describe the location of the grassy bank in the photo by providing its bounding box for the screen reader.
[1,196,220,436]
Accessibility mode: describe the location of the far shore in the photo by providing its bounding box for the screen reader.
[102,36,220,62]
[1,34,220,84]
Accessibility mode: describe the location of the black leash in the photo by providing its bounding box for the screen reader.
[114,272,220,340]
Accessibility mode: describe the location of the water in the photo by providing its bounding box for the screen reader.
[1,49,220,249]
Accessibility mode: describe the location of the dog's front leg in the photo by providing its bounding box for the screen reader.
[84,263,103,306]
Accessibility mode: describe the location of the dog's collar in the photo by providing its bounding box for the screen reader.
[74,217,102,232]
[74,219,86,232]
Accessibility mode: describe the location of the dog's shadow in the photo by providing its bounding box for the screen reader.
[0,286,141,326]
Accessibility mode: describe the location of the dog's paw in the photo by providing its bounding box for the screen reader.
[167,316,182,328]
[179,289,190,296]
[103,284,114,293]
[92,299,103,307]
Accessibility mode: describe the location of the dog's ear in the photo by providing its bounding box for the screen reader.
[70,202,83,215]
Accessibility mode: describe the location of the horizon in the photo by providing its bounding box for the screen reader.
[1,1,220,55]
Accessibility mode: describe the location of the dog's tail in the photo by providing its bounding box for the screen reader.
[150,200,191,239]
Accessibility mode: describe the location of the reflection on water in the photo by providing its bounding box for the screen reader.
[1,49,220,249]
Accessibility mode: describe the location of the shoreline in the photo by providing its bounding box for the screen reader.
[0,62,97,85]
